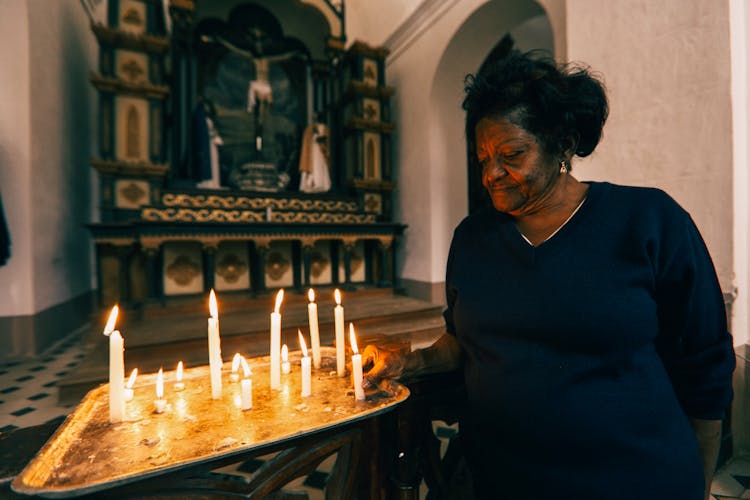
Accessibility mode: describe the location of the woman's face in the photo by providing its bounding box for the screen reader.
[475,115,560,216]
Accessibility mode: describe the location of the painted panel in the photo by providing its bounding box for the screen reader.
[265,241,294,288]
[362,57,378,86]
[115,96,149,162]
[115,49,148,85]
[362,98,380,121]
[215,242,250,291]
[163,242,204,295]
[363,132,381,180]
[310,240,332,285]
[114,179,149,209]
[118,0,146,35]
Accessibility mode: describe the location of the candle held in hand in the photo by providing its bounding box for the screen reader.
[307,289,321,369]
[350,323,365,401]
[334,289,345,377]
[207,289,223,400]
[298,330,311,397]
[270,289,284,390]
[103,305,125,423]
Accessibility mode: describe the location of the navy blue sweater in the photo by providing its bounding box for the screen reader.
[444,182,735,499]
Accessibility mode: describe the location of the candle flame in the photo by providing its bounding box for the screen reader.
[274,289,284,313]
[156,368,164,399]
[349,323,359,354]
[231,353,241,373]
[298,330,309,358]
[334,289,341,305]
[308,288,315,302]
[126,368,138,389]
[103,305,119,336]
[240,356,251,377]
[209,289,218,319]
[176,361,183,382]
[281,344,289,363]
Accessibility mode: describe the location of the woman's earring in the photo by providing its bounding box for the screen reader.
[560,160,568,174]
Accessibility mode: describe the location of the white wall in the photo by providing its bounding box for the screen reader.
[0,0,97,319]
[567,0,734,300]
[382,0,555,297]
[0,0,34,316]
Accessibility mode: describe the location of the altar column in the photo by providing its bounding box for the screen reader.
[253,240,269,293]
[377,238,392,288]
[301,238,315,287]
[342,238,357,291]
[201,242,218,292]
[142,244,162,303]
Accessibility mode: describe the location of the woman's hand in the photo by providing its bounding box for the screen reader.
[361,343,410,389]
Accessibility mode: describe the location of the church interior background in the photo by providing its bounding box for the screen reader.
[1,0,750,498]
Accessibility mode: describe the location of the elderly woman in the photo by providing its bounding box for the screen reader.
[362,51,735,500]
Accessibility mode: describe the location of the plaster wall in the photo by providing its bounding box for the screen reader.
[0,0,33,317]
[566,1,734,303]
[383,0,557,297]
[27,0,97,313]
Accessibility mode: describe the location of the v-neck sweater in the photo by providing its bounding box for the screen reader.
[443,181,735,499]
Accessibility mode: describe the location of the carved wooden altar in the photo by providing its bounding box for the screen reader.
[86,0,405,310]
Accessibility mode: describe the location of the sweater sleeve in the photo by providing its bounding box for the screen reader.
[443,229,458,336]
[654,211,735,420]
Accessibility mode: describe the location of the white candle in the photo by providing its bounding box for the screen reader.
[307,289,322,369]
[230,352,242,382]
[154,367,166,413]
[208,290,223,400]
[174,361,185,391]
[334,289,345,377]
[350,323,365,401]
[270,289,284,390]
[104,305,125,423]
[124,368,137,402]
[298,330,311,397]
[281,344,290,374]
[240,356,252,410]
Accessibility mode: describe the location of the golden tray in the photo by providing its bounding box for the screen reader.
[12,346,409,498]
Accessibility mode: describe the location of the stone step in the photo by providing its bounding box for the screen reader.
[58,291,445,406]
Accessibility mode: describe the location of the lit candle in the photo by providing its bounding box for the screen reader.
[298,330,311,397]
[208,289,223,400]
[307,289,322,369]
[350,323,365,401]
[174,361,185,391]
[103,305,125,423]
[240,356,252,410]
[281,344,290,374]
[230,352,242,382]
[124,368,137,401]
[270,289,284,390]
[334,289,345,377]
[154,367,166,413]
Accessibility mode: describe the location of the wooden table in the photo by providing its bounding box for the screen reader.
[11,347,409,499]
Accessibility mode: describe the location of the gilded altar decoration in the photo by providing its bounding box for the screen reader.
[141,207,375,224]
[266,252,290,281]
[364,193,382,214]
[121,59,144,82]
[166,255,201,286]
[161,193,359,212]
[216,253,247,284]
[310,250,330,278]
[119,181,146,205]
[122,8,144,27]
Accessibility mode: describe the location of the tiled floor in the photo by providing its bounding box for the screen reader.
[1,328,748,499]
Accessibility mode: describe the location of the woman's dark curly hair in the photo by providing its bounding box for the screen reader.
[463,50,609,166]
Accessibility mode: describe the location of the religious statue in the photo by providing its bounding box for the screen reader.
[200,30,305,151]
[298,121,332,193]
[192,98,224,189]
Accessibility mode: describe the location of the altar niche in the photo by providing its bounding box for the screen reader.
[187,4,322,193]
